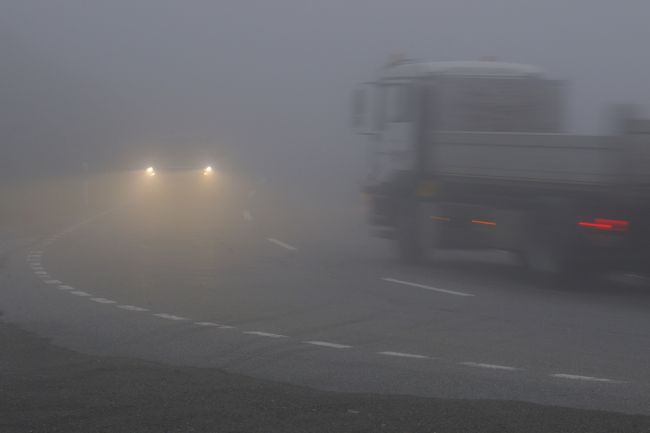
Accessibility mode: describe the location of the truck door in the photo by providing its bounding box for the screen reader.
[369,82,417,184]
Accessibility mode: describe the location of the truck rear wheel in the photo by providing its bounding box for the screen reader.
[523,228,568,274]
[522,201,581,277]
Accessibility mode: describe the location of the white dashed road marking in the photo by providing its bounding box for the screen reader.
[118,305,149,312]
[461,362,521,371]
[58,285,75,291]
[379,351,429,359]
[43,279,62,285]
[194,321,223,327]
[267,238,298,251]
[70,291,92,297]
[153,313,188,321]
[550,373,625,383]
[304,341,351,349]
[91,297,117,304]
[34,271,48,276]
[244,331,288,338]
[382,277,475,297]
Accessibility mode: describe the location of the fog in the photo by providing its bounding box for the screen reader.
[3,0,650,186]
[5,3,650,425]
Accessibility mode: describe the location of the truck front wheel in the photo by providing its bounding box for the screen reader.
[395,200,426,264]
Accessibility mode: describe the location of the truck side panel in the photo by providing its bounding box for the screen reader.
[429,132,634,186]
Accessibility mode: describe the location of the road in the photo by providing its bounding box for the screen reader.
[2,170,650,416]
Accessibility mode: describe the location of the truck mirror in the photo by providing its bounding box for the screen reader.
[350,87,366,130]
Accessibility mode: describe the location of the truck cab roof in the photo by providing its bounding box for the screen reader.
[380,61,543,80]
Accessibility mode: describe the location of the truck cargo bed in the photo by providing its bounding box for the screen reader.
[431,131,650,189]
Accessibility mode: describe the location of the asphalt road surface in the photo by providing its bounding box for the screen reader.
[2,171,650,419]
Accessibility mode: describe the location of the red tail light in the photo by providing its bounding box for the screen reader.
[578,218,629,232]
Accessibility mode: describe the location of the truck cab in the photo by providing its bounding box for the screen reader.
[355,60,564,190]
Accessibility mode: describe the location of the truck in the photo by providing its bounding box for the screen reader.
[351,59,650,275]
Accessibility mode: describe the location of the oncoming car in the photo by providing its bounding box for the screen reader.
[140,162,222,199]
[143,164,217,178]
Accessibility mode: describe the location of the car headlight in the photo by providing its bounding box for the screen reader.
[146,166,156,176]
[203,165,213,176]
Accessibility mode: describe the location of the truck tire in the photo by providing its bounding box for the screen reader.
[395,200,425,264]
[522,200,581,277]
[523,226,567,275]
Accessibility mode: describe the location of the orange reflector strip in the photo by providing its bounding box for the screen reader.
[431,216,450,222]
[471,219,496,226]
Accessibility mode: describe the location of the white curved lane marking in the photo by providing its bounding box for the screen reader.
[267,238,298,251]
[304,341,351,349]
[461,362,521,371]
[382,277,474,297]
[244,331,288,338]
[550,373,626,384]
[379,351,429,359]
